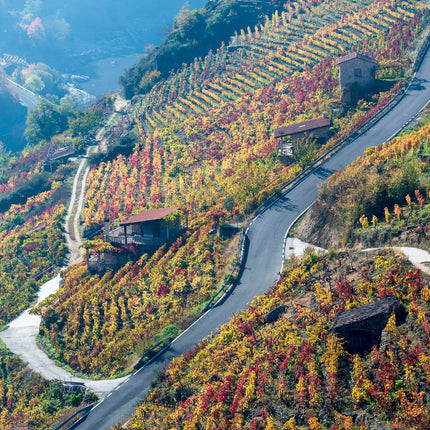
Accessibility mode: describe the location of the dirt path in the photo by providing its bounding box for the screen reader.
[64,150,88,265]
[0,103,130,396]
[0,275,127,396]
[284,237,327,260]
[363,246,430,276]
[96,97,129,153]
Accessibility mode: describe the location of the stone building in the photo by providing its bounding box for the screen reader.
[331,296,406,354]
[274,117,330,157]
[336,52,378,104]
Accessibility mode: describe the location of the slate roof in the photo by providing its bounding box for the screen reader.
[120,207,179,226]
[331,296,398,330]
[335,52,377,65]
[274,117,330,139]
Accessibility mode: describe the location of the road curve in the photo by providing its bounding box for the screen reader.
[6,78,41,110]
[77,52,430,429]
[0,145,127,396]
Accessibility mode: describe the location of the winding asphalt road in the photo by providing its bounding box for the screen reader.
[6,77,41,110]
[77,51,430,429]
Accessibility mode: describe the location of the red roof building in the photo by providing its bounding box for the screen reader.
[104,207,182,248]
[274,117,331,139]
[120,207,179,226]
[335,52,377,66]
[90,207,184,273]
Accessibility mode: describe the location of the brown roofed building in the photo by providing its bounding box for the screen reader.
[105,207,181,248]
[336,52,378,104]
[88,207,183,273]
[274,117,331,140]
[274,117,330,158]
[48,146,76,161]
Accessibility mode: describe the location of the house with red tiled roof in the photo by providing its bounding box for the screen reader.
[274,117,331,158]
[105,207,181,248]
[336,52,378,103]
[88,207,183,272]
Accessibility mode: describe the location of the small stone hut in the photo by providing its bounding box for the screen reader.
[331,296,406,354]
[336,52,378,104]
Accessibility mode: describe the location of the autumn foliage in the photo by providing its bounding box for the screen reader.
[0,343,95,429]
[120,250,430,430]
[38,0,428,376]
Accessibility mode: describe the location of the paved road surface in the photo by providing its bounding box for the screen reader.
[0,275,127,396]
[77,52,430,429]
[6,78,40,110]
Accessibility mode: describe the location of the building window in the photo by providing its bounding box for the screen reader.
[354,68,362,77]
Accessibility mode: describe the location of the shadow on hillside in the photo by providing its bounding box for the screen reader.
[273,197,298,212]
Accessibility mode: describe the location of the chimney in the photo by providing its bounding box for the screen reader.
[104,217,110,236]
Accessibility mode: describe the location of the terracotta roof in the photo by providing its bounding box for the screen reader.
[274,117,330,139]
[331,296,398,330]
[335,52,377,65]
[120,207,179,226]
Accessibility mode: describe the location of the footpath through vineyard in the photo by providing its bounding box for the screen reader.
[0,99,130,396]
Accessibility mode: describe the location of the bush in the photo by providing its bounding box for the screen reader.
[0,172,50,213]
[88,136,136,165]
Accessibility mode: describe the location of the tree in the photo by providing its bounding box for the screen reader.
[24,74,45,93]
[68,107,104,137]
[24,100,73,145]
[292,136,317,170]
[139,70,162,93]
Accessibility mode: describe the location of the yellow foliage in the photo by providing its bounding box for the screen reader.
[313,282,333,309]
[308,416,322,430]
[284,417,297,430]
[385,313,397,336]
[322,334,344,375]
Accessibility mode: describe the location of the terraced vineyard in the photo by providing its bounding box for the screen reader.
[120,101,430,430]
[33,0,430,378]
[134,0,424,130]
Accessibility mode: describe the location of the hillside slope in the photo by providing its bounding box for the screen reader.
[117,97,430,430]
[32,0,429,379]
[120,0,287,97]
[295,114,430,249]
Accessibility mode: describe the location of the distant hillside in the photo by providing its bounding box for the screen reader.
[0,0,429,427]
[0,0,207,72]
[120,0,286,98]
